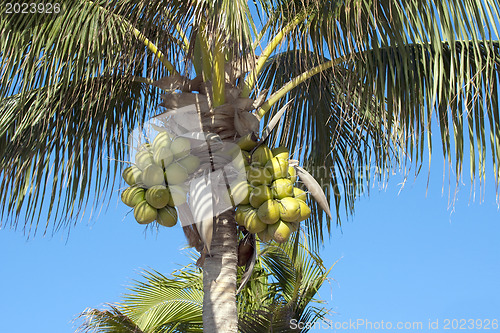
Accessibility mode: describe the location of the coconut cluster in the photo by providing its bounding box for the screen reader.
[120,131,199,227]
[231,144,311,243]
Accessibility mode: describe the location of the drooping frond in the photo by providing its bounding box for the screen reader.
[332,0,500,181]
[253,0,500,245]
[77,305,145,333]
[0,0,184,234]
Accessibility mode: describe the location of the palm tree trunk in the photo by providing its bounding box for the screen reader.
[202,210,238,332]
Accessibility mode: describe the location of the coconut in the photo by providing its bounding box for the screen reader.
[244,209,267,234]
[249,185,273,208]
[257,199,280,224]
[157,206,178,227]
[135,150,154,170]
[257,228,272,242]
[265,157,289,180]
[178,154,200,174]
[267,220,292,243]
[235,204,253,226]
[153,147,174,168]
[297,199,311,222]
[167,185,187,206]
[152,131,171,151]
[293,187,307,202]
[251,145,273,166]
[170,137,191,159]
[278,197,301,222]
[121,186,145,207]
[272,146,290,160]
[134,200,157,224]
[122,166,142,186]
[288,166,297,183]
[237,133,259,151]
[271,178,294,199]
[229,180,251,206]
[145,185,170,209]
[164,163,189,185]
[142,164,165,188]
[247,166,272,186]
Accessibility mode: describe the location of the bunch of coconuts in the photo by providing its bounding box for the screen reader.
[231,143,311,243]
[120,131,199,227]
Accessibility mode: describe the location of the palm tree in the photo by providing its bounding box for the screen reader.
[2,0,500,331]
[76,240,333,332]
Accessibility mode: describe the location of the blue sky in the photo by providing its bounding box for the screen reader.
[1,146,499,333]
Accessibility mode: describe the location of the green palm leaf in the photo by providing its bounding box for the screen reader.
[0,1,181,233]
[77,238,332,333]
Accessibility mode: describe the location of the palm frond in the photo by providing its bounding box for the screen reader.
[238,239,332,332]
[77,305,145,333]
[255,0,500,246]
[0,0,186,234]
[122,267,204,332]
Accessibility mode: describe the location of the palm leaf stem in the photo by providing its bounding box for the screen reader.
[88,0,178,75]
[176,23,191,52]
[130,27,178,75]
[212,41,226,107]
[257,58,339,117]
[242,10,309,97]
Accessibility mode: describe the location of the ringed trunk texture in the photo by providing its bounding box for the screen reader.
[202,210,238,332]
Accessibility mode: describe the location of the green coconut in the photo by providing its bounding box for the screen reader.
[293,187,307,202]
[297,199,311,222]
[257,199,281,224]
[251,145,273,166]
[247,166,272,186]
[170,137,191,159]
[152,131,171,151]
[230,180,251,206]
[141,164,165,188]
[257,228,272,242]
[271,178,294,199]
[235,204,253,227]
[178,154,200,174]
[236,133,259,151]
[153,147,174,168]
[157,206,178,227]
[278,197,301,222]
[249,185,273,208]
[272,146,290,160]
[122,166,142,186]
[244,209,267,234]
[134,200,157,224]
[164,163,189,185]
[265,157,289,180]
[267,220,292,243]
[121,186,145,207]
[145,185,170,209]
[135,150,154,170]
[167,185,187,206]
[288,166,297,183]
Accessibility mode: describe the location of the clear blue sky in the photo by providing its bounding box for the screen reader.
[1,145,499,332]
